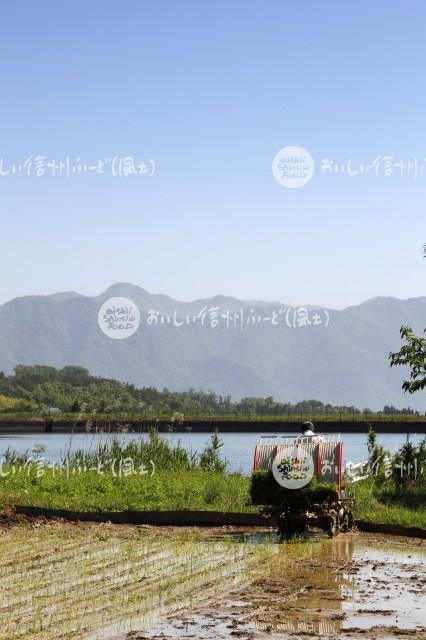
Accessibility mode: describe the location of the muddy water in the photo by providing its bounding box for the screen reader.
[120,534,426,640]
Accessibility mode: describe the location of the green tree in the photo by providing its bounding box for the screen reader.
[388,243,426,395]
[200,430,227,473]
[70,399,82,413]
[389,326,426,393]
[59,366,91,387]
[366,424,386,480]
[13,365,58,390]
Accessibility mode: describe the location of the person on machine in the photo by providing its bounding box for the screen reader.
[298,421,324,443]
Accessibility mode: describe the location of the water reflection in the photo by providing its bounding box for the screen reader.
[253,537,354,637]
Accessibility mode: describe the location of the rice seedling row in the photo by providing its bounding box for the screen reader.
[1,537,168,591]
[0,524,275,640]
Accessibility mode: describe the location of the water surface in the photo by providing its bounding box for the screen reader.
[0,431,421,474]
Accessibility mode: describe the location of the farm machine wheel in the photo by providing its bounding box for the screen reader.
[324,500,354,537]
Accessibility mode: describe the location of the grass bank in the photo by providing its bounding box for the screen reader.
[0,431,424,528]
[0,430,253,512]
[351,479,426,529]
[1,469,425,529]
[0,467,252,513]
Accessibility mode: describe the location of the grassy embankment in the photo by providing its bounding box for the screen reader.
[350,479,426,528]
[0,431,253,513]
[0,469,251,513]
[350,428,426,528]
[0,431,424,528]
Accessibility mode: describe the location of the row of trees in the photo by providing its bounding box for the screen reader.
[0,363,422,416]
[367,425,426,490]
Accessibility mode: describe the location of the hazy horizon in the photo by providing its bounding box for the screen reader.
[1,281,426,312]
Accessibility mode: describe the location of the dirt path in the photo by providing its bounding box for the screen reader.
[125,533,426,640]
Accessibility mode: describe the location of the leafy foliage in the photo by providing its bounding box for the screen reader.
[0,394,35,413]
[0,365,419,415]
[391,437,426,490]
[366,424,387,479]
[389,325,426,393]
[199,430,227,473]
[65,429,201,472]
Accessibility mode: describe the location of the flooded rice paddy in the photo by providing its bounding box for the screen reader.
[120,533,426,640]
[0,520,424,640]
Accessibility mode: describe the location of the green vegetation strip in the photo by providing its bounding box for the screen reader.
[0,469,253,513]
[350,479,426,529]
[0,429,425,531]
[0,363,423,420]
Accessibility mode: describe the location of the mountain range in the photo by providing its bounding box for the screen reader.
[0,283,425,410]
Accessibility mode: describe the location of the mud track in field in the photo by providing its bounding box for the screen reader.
[1,513,425,640]
[124,533,426,640]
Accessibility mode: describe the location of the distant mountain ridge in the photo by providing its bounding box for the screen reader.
[0,284,425,410]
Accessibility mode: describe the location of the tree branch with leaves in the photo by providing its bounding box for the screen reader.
[389,326,426,394]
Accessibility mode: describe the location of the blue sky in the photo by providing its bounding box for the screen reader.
[0,1,425,308]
